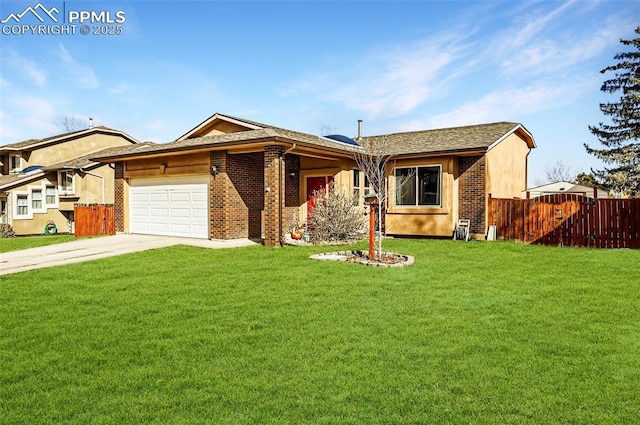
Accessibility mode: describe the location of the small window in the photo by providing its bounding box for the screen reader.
[16,194,28,216]
[59,171,74,194]
[10,155,21,172]
[395,165,441,207]
[32,189,42,210]
[352,169,360,206]
[45,186,56,205]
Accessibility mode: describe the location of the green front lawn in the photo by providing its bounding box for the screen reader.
[0,234,76,253]
[1,239,638,424]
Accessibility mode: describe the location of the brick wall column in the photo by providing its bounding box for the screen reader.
[264,146,285,246]
[458,156,486,235]
[210,151,228,239]
[114,162,125,233]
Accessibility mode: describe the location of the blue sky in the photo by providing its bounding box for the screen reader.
[1,0,638,184]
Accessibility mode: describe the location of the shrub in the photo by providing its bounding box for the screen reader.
[308,184,366,243]
[0,223,16,238]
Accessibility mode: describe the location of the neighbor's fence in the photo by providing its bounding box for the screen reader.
[74,203,115,237]
[488,194,640,248]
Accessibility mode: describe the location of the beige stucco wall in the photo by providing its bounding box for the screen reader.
[485,133,530,198]
[385,156,457,237]
[73,165,116,204]
[22,133,133,169]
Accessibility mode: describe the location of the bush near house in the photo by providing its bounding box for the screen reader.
[0,223,16,238]
[307,184,366,243]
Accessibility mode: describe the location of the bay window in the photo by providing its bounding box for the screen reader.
[395,165,441,207]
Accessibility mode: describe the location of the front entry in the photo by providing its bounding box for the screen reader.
[306,176,333,216]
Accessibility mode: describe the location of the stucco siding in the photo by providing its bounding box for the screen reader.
[486,133,530,198]
[23,133,132,169]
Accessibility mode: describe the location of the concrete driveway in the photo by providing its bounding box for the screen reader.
[0,234,257,276]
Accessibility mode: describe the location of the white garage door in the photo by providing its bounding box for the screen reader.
[130,177,209,239]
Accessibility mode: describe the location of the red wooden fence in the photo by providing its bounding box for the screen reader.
[488,194,640,248]
[74,204,115,237]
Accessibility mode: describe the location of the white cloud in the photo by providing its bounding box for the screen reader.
[57,45,99,89]
[2,50,47,87]
[0,91,59,141]
[425,77,595,128]
[500,16,623,76]
[286,29,473,120]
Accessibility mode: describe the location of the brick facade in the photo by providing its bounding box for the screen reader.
[283,154,301,231]
[228,152,264,238]
[114,162,125,232]
[458,156,486,234]
[263,146,285,246]
[208,149,298,244]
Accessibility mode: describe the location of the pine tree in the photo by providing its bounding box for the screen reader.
[585,26,640,198]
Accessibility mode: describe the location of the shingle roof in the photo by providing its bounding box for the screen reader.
[91,115,534,162]
[361,122,531,156]
[93,127,360,161]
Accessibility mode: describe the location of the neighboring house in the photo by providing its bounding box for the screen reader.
[524,181,608,199]
[93,113,535,246]
[0,127,139,235]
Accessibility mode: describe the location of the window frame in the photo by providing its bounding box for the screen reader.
[31,188,43,211]
[45,185,57,206]
[394,165,442,208]
[10,154,21,173]
[58,170,75,195]
[15,193,29,217]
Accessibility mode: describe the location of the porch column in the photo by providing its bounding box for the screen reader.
[210,151,228,239]
[264,146,285,246]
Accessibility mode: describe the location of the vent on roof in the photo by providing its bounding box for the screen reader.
[325,134,359,146]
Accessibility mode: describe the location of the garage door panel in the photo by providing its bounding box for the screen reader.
[171,208,190,218]
[131,192,150,202]
[150,192,169,202]
[130,179,208,239]
[192,208,207,219]
[151,208,169,218]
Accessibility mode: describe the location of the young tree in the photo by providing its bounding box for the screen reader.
[352,135,413,258]
[585,26,640,198]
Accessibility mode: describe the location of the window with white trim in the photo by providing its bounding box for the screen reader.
[395,165,441,207]
[32,189,42,210]
[10,155,21,173]
[45,185,56,206]
[59,171,74,195]
[16,194,28,216]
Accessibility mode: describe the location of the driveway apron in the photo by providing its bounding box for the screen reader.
[0,234,256,276]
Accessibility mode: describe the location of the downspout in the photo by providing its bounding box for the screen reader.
[525,147,531,190]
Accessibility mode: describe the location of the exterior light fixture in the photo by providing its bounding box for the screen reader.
[211,165,218,175]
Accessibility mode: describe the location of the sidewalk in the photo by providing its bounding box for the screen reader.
[0,234,257,276]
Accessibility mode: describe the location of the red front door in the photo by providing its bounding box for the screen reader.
[306,176,333,215]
